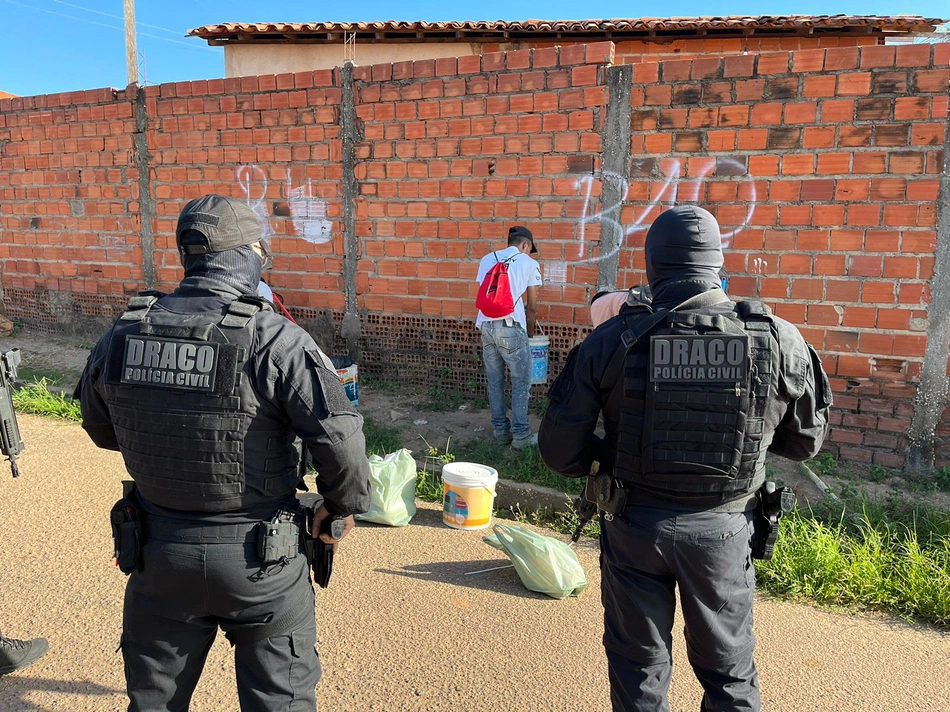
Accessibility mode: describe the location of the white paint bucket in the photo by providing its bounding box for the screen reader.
[441,462,498,530]
[529,335,550,385]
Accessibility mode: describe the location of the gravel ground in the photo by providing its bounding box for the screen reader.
[0,416,948,711]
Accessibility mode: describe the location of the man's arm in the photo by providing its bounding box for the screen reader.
[524,285,539,337]
[267,333,371,518]
[769,327,833,461]
[538,344,603,477]
[75,335,121,451]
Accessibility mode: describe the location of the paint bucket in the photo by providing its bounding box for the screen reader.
[330,357,359,407]
[528,332,550,385]
[441,462,498,530]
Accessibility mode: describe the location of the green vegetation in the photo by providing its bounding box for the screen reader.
[507,501,601,541]
[808,451,843,479]
[16,366,78,386]
[758,494,950,628]
[12,379,82,422]
[359,373,403,393]
[362,416,404,457]
[426,384,467,411]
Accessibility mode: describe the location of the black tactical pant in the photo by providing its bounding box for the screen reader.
[121,518,321,712]
[600,505,759,712]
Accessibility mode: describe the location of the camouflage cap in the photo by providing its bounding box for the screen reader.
[175,194,262,254]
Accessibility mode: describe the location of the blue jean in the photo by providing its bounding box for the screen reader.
[601,505,759,712]
[480,320,532,440]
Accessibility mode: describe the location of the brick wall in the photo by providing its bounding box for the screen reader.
[1,41,948,467]
[482,34,880,66]
[621,44,949,467]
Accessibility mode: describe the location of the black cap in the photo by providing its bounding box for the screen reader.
[508,225,538,254]
[176,194,263,255]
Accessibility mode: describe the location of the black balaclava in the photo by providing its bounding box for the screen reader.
[644,205,723,308]
[180,235,262,295]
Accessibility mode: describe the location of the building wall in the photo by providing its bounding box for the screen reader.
[1,42,948,467]
[226,42,488,77]
[222,35,882,77]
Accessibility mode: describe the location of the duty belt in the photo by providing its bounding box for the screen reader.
[144,515,288,543]
[614,479,759,513]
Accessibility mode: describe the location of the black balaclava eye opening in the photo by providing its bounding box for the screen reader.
[179,230,263,295]
[644,205,724,307]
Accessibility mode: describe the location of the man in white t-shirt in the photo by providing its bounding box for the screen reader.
[475,226,543,449]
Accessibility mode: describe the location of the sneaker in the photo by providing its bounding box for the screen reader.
[511,433,539,450]
[0,635,49,676]
[494,430,513,446]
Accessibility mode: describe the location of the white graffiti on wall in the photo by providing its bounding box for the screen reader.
[236,165,332,245]
[544,157,758,284]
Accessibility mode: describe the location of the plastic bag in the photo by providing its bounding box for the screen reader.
[483,523,588,599]
[355,449,417,527]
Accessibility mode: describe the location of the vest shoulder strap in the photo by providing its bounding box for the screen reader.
[118,291,164,322]
[734,300,773,331]
[221,295,270,329]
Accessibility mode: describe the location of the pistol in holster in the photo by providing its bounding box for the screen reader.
[571,461,628,543]
[305,505,344,588]
[298,496,343,589]
[110,481,143,575]
[751,481,796,561]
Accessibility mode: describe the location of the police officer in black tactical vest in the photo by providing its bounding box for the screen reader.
[540,205,831,712]
[76,194,371,711]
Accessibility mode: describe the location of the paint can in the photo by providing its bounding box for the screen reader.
[441,462,498,530]
[330,356,359,407]
[528,334,550,385]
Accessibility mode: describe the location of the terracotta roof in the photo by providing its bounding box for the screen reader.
[189,16,944,43]
[0,90,16,99]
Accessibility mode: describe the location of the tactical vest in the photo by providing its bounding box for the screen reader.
[613,299,774,503]
[100,292,300,512]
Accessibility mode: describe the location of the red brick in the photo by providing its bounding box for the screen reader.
[836,73,871,96]
[824,48,859,71]
[724,55,755,78]
[792,49,825,73]
[803,75,837,98]
[860,46,896,69]
[757,52,791,75]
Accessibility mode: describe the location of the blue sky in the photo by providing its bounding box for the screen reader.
[2,0,948,96]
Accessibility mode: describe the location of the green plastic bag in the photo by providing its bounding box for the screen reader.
[483,523,588,599]
[355,449,417,527]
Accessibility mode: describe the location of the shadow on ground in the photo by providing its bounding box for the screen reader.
[0,675,120,711]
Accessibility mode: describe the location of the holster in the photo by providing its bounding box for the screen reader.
[110,481,142,575]
[751,482,796,561]
[298,493,333,589]
[586,470,628,520]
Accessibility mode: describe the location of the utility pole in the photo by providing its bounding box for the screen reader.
[124,0,138,86]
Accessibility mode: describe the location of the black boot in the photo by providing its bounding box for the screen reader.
[0,634,49,675]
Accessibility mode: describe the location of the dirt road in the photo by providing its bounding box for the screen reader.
[1,416,948,711]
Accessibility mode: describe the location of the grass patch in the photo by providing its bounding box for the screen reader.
[452,439,585,496]
[807,451,843,479]
[362,416,404,457]
[359,373,403,393]
[16,366,77,386]
[13,379,82,421]
[758,493,950,628]
[426,385,466,411]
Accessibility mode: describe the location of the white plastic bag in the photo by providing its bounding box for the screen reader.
[355,449,417,527]
[483,523,588,599]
